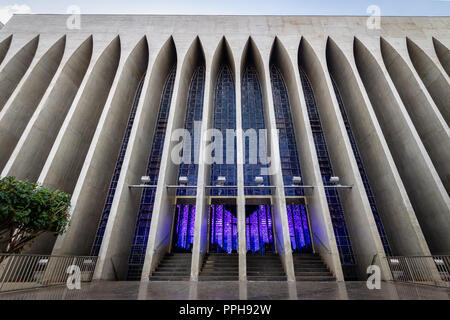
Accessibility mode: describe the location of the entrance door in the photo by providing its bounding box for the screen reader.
[287,204,313,253]
[209,205,238,254]
[245,205,275,254]
[172,204,196,253]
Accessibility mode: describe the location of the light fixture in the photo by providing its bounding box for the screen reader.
[329,176,340,185]
[217,176,226,186]
[255,176,264,186]
[179,176,188,185]
[141,176,151,184]
[292,176,302,185]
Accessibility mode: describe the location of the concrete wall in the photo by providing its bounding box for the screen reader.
[0,35,12,66]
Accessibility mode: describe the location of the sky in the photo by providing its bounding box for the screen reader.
[0,0,449,24]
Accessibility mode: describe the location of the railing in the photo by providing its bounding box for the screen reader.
[387,255,450,288]
[312,232,331,255]
[0,254,98,292]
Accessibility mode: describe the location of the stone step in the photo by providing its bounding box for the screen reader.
[247,276,287,281]
[296,272,333,277]
[199,276,239,281]
[149,276,191,281]
[296,276,335,281]
[294,268,329,272]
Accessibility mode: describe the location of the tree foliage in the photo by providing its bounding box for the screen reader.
[0,177,71,254]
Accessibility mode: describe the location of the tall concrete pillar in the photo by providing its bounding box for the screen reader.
[0,35,12,66]
[300,37,390,280]
[2,36,93,182]
[354,37,450,255]
[380,37,450,193]
[0,35,38,112]
[0,35,65,171]
[139,37,206,281]
[93,36,178,280]
[432,37,450,76]
[52,36,149,257]
[326,37,433,258]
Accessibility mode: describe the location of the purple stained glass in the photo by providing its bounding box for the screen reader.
[245,205,275,254]
[209,205,237,253]
[287,204,313,253]
[173,204,196,252]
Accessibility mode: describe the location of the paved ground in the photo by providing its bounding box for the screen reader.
[0,281,449,300]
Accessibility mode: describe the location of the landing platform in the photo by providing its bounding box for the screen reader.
[0,281,449,300]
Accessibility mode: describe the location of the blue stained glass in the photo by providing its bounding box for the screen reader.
[173,204,196,252]
[209,205,238,253]
[270,65,304,197]
[91,75,146,257]
[211,65,237,196]
[245,205,275,254]
[126,66,177,280]
[331,77,392,256]
[241,65,271,195]
[299,67,356,265]
[286,205,313,253]
[177,65,206,196]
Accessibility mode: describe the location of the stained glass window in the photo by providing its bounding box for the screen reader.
[331,77,392,255]
[126,67,176,280]
[299,67,356,265]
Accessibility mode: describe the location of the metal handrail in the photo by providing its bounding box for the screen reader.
[0,254,98,292]
[312,232,332,255]
[387,255,449,288]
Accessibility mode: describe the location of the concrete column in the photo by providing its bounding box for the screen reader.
[354,37,450,255]
[2,36,93,182]
[93,36,178,280]
[381,37,450,193]
[52,36,149,256]
[407,38,450,127]
[300,37,390,280]
[232,37,247,281]
[326,37,433,258]
[25,36,120,255]
[139,36,206,281]
[0,35,12,66]
[432,37,450,76]
[191,35,217,281]
[0,35,38,112]
[276,35,344,281]
[0,35,65,171]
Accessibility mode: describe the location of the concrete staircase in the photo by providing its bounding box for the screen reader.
[199,253,239,281]
[293,253,335,281]
[246,254,287,281]
[149,253,192,281]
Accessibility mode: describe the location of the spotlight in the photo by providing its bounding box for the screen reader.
[217,176,226,186]
[329,176,340,185]
[292,176,302,185]
[255,176,264,186]
[141,176,151,184]
[179,176,188,185]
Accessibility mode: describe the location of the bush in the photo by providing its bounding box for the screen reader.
[0,177,71,254]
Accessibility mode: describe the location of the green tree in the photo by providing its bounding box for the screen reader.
[0,177,71,254]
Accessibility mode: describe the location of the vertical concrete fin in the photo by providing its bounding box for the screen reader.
[381,37,450,192]
[0,35,66,172]
[0,35,12,66]
[0,35,39,112]
[300,37,390,280]
[95,36,177,280]
[52,36,149,257]
[39,36,121,195]
[406,37,450,126]
[326,37,432,258]
[2,35,93,182]
[432,37,450,77]
[354,37,450,255]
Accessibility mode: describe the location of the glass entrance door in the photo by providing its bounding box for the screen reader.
[209,205,238,254]
[172,204,196,253]
[245,205,275,254]
[287,204,313,253]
